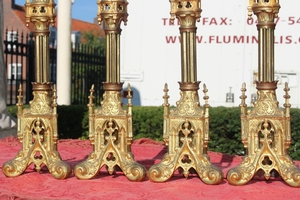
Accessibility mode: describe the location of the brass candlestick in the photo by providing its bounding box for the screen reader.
[148,0,223,184]
[74,0,146,181]
[227,0,300,187]
[2,0,71,179]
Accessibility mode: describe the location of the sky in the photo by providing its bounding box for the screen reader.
[15,0,97,23]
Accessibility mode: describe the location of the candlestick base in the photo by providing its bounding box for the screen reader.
[148,82,223,184]
[2,83,71,180]
[227,82,300,187]
[74,83,146,181]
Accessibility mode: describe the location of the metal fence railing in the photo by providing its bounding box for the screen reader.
[4,29,106,105]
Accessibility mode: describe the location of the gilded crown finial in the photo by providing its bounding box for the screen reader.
[97,0,128,26]
[25,0,56,27]
[170,0,202,24]
[248,0,280,19]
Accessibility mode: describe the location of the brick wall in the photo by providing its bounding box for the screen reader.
[3,0,28,36]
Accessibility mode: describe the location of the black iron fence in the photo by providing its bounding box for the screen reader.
[71,43,106,105]
[4,29,106,105]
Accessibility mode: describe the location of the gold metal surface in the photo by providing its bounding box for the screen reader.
[2,0,71,179]
[25,0,56,83]
[248,0,280,82]
[97,0,128,83]
[74,0,146,181]
[148,0,223,184]
[227,0,300,187]
[227,82,300,187]
[170,0,201,83]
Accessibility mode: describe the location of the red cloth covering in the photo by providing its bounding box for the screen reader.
[0,136,299,199]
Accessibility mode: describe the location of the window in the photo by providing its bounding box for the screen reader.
[275,72,298,87]
[7,31,18,49]
[7,31,17,42]
[7,63,22,83]
[121,71,144,82]
[71,31,81,48]
[49,26,57,47]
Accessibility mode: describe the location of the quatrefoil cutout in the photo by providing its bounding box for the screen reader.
[262,156,272,166]
[181,154,192,164]
[106,152,116,162]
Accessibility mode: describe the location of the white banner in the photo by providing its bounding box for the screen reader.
[121,1,300,107]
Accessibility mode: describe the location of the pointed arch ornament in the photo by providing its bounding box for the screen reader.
[226,1,300,187]
[2,0,71,179]
[148,0,223,184]
[74,0,146,181]
[74,84,146,181]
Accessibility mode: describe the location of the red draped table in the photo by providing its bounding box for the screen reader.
[0,137,299,199]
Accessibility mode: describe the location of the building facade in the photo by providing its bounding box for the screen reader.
[120,0,300,107]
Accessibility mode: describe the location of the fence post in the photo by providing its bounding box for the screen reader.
[27,32,34,103]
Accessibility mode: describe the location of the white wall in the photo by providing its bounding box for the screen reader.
[120,0,300,108]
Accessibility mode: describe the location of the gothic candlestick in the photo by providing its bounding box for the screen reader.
[148,0,223,184]
[2,0,71,179]
[74,0,146,181]
[227,0,300,187]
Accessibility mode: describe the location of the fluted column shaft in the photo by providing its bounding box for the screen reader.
[105,28,121,83]
[250,2,280,82]
[179,17,197,82]
[34,31,50,83]
[256,13,276,82]
[97,0,128,83]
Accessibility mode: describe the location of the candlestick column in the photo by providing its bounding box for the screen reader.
[148,0,223,184]
[74,0,146,181]
[2,0,71,180]
[227,0,300,187]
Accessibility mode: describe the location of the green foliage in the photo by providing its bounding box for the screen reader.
[290,109,300,160]
[6,105,300,160]
[7,105,87,139]
[80,107,90,140]
[56,105,87,139]
[81,30,106,52]
[132,106,164,141]
[209,107,244,155]
[71,30,106,105]
[7,106,18,118]
[79,106,164,141]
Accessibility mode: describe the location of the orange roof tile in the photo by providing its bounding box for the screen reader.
[71,18,105,37]
[13,4,35,32]
[13,4,104,38]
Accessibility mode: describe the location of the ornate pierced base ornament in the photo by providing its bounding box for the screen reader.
[148,0,223,184]
[2,83,71,179]
[74,83,146,181]
[148,82,223,184]
[227,82,300,187]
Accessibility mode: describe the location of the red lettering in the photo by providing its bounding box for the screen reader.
[169,18,175,25]
[286,36,292,44]
[165,36,177,43]
[208,36,215,43]
[165,35,293,44]
[223,36,230,44]
[162,18,181,26]
[200,17,230,26]
[277,36,283,44]
[233,36,244,43]
[162,18,168,26]
[196,36,203,43]
[252,36,258,43]
[210,18,218,25]
[275,17,280,24]
[202,18,209,25]
[220,18,228,25]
